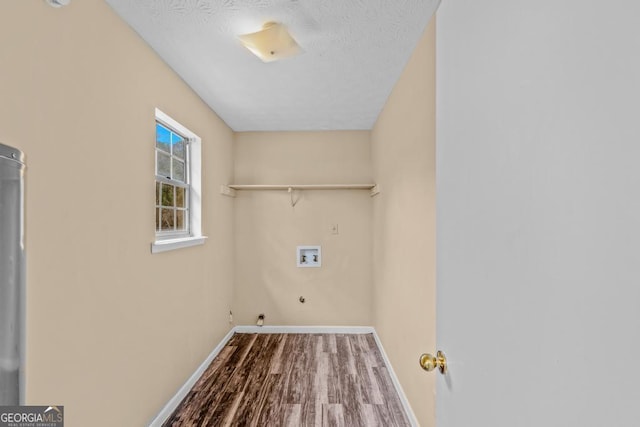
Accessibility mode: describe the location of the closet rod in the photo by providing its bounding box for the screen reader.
[227,184,376,191]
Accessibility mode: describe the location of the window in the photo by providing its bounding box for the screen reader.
[152,109,205,253]
[155,122,189,236]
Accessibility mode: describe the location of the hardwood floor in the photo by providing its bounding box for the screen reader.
[162,333,411,427]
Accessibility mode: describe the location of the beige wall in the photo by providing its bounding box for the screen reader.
[233,131,373,326]
[0,2,234,426]
[371,18,437,427]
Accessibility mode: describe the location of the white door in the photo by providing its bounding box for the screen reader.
[435,0,640,425]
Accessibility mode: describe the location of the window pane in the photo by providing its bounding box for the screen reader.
[173,159,185,182]
[155,181,160,205]
[176,210,186,231]
[155,207,160,231]
[161,209,174,231]
[156,123,171,153]
[157,151,171,177]
[176,187,186,208]
[173,133,185,160]
[161,183,175,207]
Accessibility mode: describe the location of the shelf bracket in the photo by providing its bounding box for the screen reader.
[288,187,301,207]
[220,185,237,198]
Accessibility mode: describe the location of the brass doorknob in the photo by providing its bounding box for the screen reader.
[419,350,447,374]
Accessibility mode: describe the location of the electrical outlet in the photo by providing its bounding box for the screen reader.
[331,224,339,235]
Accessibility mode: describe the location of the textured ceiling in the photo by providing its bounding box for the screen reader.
[105,0,440,131]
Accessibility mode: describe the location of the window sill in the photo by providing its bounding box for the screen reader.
[151,236,207,254]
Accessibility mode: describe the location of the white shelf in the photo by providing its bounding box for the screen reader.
[227,184,375,191]
[220,184,380,199]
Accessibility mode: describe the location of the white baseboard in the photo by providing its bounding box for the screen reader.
[147,327,236,427]
[370,330,420,427]
[149,325,418,427]
[233,325,375,334]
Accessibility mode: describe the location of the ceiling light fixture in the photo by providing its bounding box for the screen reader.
[238,22,301,63]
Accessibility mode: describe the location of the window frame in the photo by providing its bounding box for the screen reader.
[155,121,191,239]
[151,108,206,253]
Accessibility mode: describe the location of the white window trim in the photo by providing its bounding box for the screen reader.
[151,236,207,254]
[152,108,207,254]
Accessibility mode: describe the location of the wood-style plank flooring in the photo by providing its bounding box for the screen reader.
[162,333,411,426]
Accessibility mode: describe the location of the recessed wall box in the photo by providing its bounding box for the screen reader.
[297,246,321,268]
